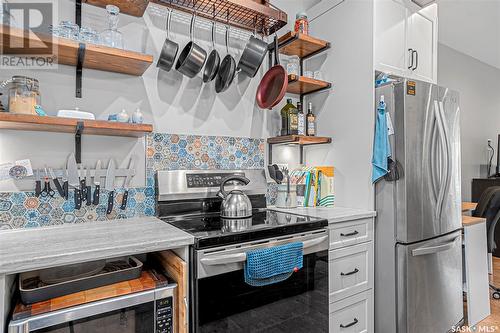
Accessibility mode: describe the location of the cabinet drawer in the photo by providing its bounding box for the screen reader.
[329,290,373,333]
[329,242,373,303]
[329,218,373,250]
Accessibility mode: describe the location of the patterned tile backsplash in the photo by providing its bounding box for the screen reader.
[1,133,266,229]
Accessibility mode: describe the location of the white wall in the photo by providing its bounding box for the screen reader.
[0,0,307,191]
[438,43,500,201]
[304,0,375,210]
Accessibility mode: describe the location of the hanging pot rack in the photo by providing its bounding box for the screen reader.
[150,0,287,36]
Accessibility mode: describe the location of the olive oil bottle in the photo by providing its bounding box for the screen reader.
[280,99,293,136]
[288,102,299,135]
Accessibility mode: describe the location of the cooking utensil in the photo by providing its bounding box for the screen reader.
[62,170,69,200]
[285,168,291,207]
[238,26,268,78]
[120,157,135,210]
[79,164,86,201]
[85,167,92,206]
[67,154,82,210]
[256,34,288,109]
[203,17,220,83]
[272,164,283,184]
[267,165,277,183]
[34,169,42,197]
[49,168,65,197]
[105,159,116,214]
[215,23,236,93]
[93,160,101,206]
[217,175,252,218]
[157,8,179,72]
[175,9,207,78]
[41,167,55,198]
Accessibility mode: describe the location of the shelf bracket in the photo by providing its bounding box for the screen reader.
[75,121,84,164]
[75,0,82,28]
[76,43,85,98]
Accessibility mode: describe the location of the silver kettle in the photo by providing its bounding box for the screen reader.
[217,176,252,218]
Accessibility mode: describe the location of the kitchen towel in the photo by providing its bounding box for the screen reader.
[372,97,391,183]
[244,242,303,287]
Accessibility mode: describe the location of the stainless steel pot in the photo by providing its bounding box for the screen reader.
[217,175,252,218]
[175,12,207,78]
[157,8,179,72]
[237,34,268,78]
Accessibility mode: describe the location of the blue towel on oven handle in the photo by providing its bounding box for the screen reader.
[244,242,303,287]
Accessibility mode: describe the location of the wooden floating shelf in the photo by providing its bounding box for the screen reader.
[267,135,332,146]
[0,113,153,138]
[84,0,150,17]
[287,75,332,95]
[278,31,330,58]
[0,25,153,76]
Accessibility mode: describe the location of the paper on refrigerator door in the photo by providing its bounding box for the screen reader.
[386,112,395,136]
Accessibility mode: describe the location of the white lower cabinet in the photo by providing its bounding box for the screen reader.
[328,218,374,332]
[329,290,374,333]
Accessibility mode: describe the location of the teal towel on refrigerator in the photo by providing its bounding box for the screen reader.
[372,99,391,183]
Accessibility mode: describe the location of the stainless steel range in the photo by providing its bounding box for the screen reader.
[156,170,329,333]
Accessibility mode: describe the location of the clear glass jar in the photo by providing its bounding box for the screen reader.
[8,76,40,115]
[286,56,300,76]
[100,5,124,49]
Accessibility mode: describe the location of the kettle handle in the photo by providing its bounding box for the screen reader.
[217,175,250,199]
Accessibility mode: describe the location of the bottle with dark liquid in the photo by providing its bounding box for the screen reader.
[306,102,316,136]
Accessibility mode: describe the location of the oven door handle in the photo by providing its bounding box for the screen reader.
[200,236,328,266]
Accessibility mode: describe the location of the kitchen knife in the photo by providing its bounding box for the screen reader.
[49,168,65,197]
[35,169,42,197]
[92,160,101,206]
[120,158,135,210]
[80,164,87,201]
[67,153,82,210]
[85,167,92,206]
[63,170,69,200]
[105,159,116,214]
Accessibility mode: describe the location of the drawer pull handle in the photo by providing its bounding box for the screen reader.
[340,230,359,237]
[341,268,359,276]
[340,318,358,328]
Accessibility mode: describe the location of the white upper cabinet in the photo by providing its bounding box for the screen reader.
[374,0,438,83]
[374,0,408,77]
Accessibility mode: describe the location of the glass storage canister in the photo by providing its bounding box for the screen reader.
[8,76,40,115]
[294,12,309,35]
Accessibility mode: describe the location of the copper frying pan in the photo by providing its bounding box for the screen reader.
[256,35,288,109]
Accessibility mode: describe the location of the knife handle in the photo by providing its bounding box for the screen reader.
[74,188,82,210]
[107,191,114,214]
[80,179,86,201]
[63,181,69,200]
[86,186,92,206]
[53,178,65,197]
[35,180,42,197]
[120,190,129,210]
[93,184,100,206]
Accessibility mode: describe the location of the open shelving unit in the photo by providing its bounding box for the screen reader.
[267,135,332,164]
[267,32,333,165]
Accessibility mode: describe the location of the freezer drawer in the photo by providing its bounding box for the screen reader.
[397,231,463,332]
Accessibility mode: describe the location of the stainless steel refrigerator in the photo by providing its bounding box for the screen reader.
[375,78,464,332]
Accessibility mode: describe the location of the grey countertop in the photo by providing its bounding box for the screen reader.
[0,217,194,275]
[269,206,376,223]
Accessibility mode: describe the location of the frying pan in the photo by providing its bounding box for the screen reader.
[157,8,178,72]
[256,35,288,109]
[215,25,236,93]
[203,20,220,83]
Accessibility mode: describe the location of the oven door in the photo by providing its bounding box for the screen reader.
[194,229,329,333]
[8,286,175,333]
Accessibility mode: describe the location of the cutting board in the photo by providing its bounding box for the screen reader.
[155,251,188,333]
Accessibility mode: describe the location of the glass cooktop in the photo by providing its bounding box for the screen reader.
[163,210,328,249]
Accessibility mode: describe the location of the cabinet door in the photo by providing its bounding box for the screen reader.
[374,0,408,76]
[407,5,437,83]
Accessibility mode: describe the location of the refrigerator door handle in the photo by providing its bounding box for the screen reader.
[434,100,449,221]
[411,237,459,256]
[429,112,439,203]
[439,100,453,197]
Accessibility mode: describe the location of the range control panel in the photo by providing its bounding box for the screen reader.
[156,297,173,333]
[186,172,245,188]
